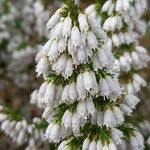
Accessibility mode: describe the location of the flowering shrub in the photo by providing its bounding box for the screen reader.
[0,0,149,150]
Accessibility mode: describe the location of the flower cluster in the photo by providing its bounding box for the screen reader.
[85,0,149,96]
[34,0,148,149]
[0,0,50,88]
[36,2,108,79]
[0,106,47,150]
[37,71,121,108]
[115,46,150,72]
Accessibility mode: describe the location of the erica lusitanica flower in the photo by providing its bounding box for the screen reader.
[35,0,149,149]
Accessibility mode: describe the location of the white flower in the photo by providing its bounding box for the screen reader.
[77,101,87,118]
[106,76,121,99]
[85,5,96,15]
[28,138,35,148]
[114,59,121,72]
[111,128,123,145]
[83,71,93,91]
[124,32,132,44]
[64,59,73,78]
[115,0,123,12]
[89,141,97,150]
[36,56,49,77]
[38,82,47,99]
[136,46,147,54]
[93,54,101,71]
[49,124,61,143]
[77,74,86,100]
[78,13,89,32]
[131,52,141,69]
[125,94,140,109]
[120,104,133,116]
[71,26,80,48]
[57,141,67,150]
[97,49,109,68]
[72,113,80,136]
[47,40,58,61]
[113,106,124,124]
[55,85,63,100]
[108,141,117,150]
[82,138,90,150]
[123,52,132,64]
[99,78,110,97]
[102,145,109,150]
[60,126,68,139]
[90,71,99,94]
[35,48,48,63]
[108,3,115,16]
[134,131,144,149]
[97,140,103,150]
[96,111,104,126]
[30,90,38,104]
[102,0,113,12]
[44,83,55,105]
[123,0,130,11]
[126,83,135,94]
[77,48,87,63]
[112,34,120,47]
[17,130,26,144]
[69,83,77,101]
[103,46,114,65]
[119,56,131,71]
[86,99,96,116]
[103,17,112,31]
[58,38,67,53]
[87,31,98,49]
[103,109,115,127]
[58,141,67,150]
[42,107,51,120]
[62,110,73,129]
[118,32,125,44]
[132,80,140,93]
[68,38,76,55]
[103,16,122,31]
[62,85,69,102]
[87,15,107,40]
[55,55,66,73]
[45,123,53,139]
[80,32,87,48]
[85,46,93,58]
[133,74,147,87]
[130,136,139,150]
[110,16,120,31]
[62,16,72,38]
[1,120,9,131]
[47,9,61,30]
[52,21,63,38]
[15,122,22,131]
